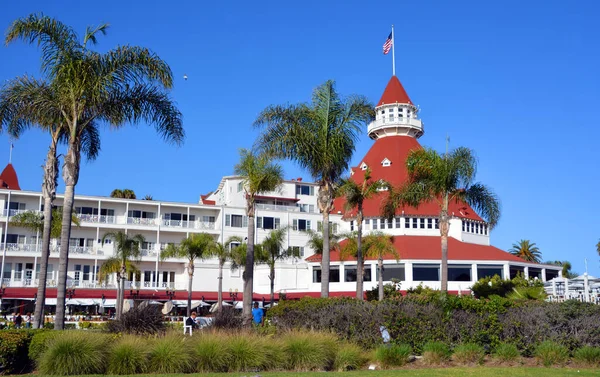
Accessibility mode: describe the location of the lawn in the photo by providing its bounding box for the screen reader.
[33,368,600,377]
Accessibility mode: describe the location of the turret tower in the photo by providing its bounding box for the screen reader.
[368,76,424,140]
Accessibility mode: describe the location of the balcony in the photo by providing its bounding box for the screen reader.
[5,243,41,252]
[76,214,117,224]
[127,217,157,226]
[1,209,39,217]
[256,203,300,212]
[367,116,423,139]
[161,219,216,230]
[141,248,158,257]
[191,221,216,230]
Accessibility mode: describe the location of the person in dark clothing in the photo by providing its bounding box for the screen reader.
[185,311,198,329]
[14,313,23,329]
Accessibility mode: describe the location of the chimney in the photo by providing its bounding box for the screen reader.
[297,177,302,182]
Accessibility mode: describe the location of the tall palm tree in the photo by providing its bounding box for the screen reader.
[363,232,398,301]
[234,148,283,326]
[0,76,99,328]
[383,147,500,292]
[99,231,144,319]
[208,236,243,312]
[110,189,136,199]
[160,233,215,316]
[305,228,341,256]
[257,227,299,305]
[338,167,384,300]
[509,240,542,263]
[254,80,373,297]
[5,14,184,329]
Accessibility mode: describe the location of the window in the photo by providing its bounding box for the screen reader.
[395,217,401,228]
[372,218,378,230]
[5,202,26,211]
[226,214,247,228]
[6,234,25,244]
[76,206,97,215]
[127,210,155,219]
[293,219,311,231]
[427,218,433,229]
[144,271,152,282]
[298,204,315,213]
[509,266,524,279]
[360,162,368,171]
[350,221,354,231]
[478,265,504,280]
[83,265,91,281]
[381,158,391,167]
[448,265,471,281]
[237,181,244,192]
[3,263,12,279]
[257,216,280,229]
[296,185,314,196]
[412,218,418,229]
[202,215,215,223]
[100,208,114,216]
[344,266,372,282]
[142,241,155,250]
[546,269,559,280]
[529,268,542,279]
[462,221,466,232]
[435,219,439,229]
[312,266,340,283]
[483,225,488,235]
[14,263,23,280]
[364,219,370,230]
[291,246,304,257]
[419,218,425,229]
[405,218,410,228]
[74,264,81,282]
[413,264,440,281]
[398,107,403,117]
[380,264,406,281]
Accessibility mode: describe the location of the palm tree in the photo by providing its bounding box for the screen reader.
[337,167,384,300]
[509,240,541,263]
[110,189,136,199]
[383,147,500,292]
[234,148,283,326]
[596,239,600,256]
[10,208,80,240]
[208,236,243,312]
[5,14,184,329]
[160,233,215,316]
[305,229,341,256]
[0,76,99,328]
[363,232,398,301]
[257,227,298,305]
[545,260,577,279]
[99,231,144,319]
[143,195,153,200]
[254,80,373,297]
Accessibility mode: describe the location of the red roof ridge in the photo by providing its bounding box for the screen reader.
[377,76,413,107]
[0,163,21,190]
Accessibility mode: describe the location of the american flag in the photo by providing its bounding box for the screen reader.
[383,32,393,55]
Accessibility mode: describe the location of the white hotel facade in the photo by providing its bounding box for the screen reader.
[0,75,561,307]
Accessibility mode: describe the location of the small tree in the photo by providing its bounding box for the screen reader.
[99,231,144,319]
[234,148,283,326]
[509,240,541,263]
[338,167,384,300]
[305,229,341,256]
[110,189,136,199]
[363,232,398,301]
[160,233,215,316]
[208,236,243,312]
[257,227,299,305]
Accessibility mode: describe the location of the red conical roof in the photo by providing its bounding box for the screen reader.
[0,163,21,190]
[377,76,413,106]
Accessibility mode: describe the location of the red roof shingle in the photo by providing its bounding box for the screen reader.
[377,76,413,106]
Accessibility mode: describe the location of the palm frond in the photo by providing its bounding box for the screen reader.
[79,122,101,161]
[464,183,500,228]
[83,23,109,47]
[98,257,121,281]
[234,148,284,202]
[363,232,399,261]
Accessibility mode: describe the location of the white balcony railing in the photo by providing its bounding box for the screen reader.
[1,209,34,217]
[256,203,300,212]
[5,243,41,252]
[127,217,157,226]
[191,221,216,230]
[367,116,423,134]
[141,248,158,257]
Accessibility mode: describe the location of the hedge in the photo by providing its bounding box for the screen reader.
[0,330,35,374]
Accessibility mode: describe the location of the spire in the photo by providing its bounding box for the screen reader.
[377,76,413,107]
[0,163,21,190]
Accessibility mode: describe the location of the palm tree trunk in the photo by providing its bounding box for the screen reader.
[321,211,331,298]
[54,140,81,330]
[378,258,384,301]
[115,274,122,319]
[270,263,275,306]
[356,209,364,300]
[217,260,224,313]
[118,265,126,319]
[243,208,256,327]
[187,262,194,317]
[440,197,449,292]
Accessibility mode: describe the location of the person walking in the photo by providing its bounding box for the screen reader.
[14,313,23,329]
[25,312,32,329]
[251,302,264,326]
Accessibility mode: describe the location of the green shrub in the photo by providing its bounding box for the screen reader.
[225,333,266,372]
[28,330,59,365]
[535,341,569,367]
[0,330,35,374]
[258,335,286,371]
[493,342,520,363]
[453,343,485,364]
[422,341,451,365]
[374,344,412,368]
[148,335,194,374]
[107,305,166,335]
[573,346,600,367]
[282,331,336,371]
[333,342,368,371]
[193,332,231,372]
[107,336,149,375]
[38,331,109,375]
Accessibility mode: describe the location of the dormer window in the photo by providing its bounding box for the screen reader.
[360,162,368,171]
[381,158,391,167]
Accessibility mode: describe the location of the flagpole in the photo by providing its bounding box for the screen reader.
[391,24,396,76]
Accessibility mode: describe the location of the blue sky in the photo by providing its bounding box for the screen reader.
[0,0,598,275]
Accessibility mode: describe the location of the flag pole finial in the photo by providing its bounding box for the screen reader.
[391,25,396,76]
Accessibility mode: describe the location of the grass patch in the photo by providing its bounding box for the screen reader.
[573,346,600,367]
[422,341,451,365]
[148,335,193,374]
[493,343,520,363]
[193,332,231,372]
[534,341,569,367]
[225,333,267,372]
[333,342,368,371]
[375,344,412,368]
[38,331,109,375]
[282,330,337,371]
[453,343,485,365]
[107,336,149,375]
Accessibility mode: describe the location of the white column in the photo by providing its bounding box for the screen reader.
[33,255,37,286]
[503,264,510,280]
[541,268,547,282]
[404,262,413,284]
[471,263,478,282]
[523,266,529,279]
[155,203,161,288]
[0,191,11,284]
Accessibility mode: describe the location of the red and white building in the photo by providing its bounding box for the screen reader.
[0,76,560,312]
